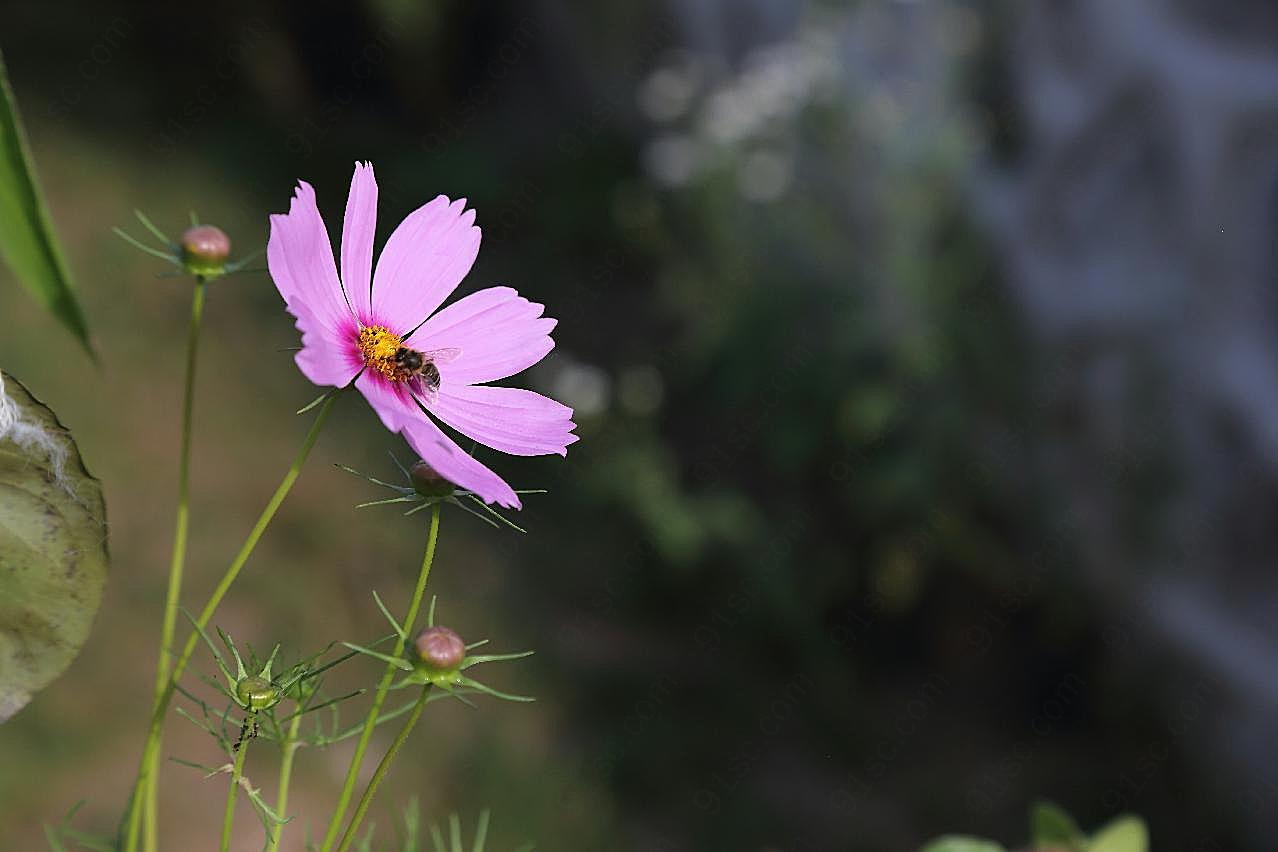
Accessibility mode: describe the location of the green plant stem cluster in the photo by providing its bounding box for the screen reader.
[119,391,451,852]
[122,387,342,852]
[141,276,205,852]
[319,505,441,851]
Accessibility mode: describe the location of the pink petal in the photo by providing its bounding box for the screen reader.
[409,286,557,385]
[295,316,362,387]
[356,372,520,506]
[431,384,577,457]
[268,182,362,387]
[268,182,350,334]
[401,415,521,508]
[341,162,377,323]
[371,196,481,330]
[355,370,419,433]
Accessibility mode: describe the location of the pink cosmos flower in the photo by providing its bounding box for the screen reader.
[268,161,576,508]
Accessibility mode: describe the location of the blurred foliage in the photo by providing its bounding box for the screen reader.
[345,801,535,852]
[921,802,1149,852]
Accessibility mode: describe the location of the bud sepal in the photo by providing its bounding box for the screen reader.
[184,613,361,719]
[113,209,261,282]
[336,454,546,533]
[342,596,534,704]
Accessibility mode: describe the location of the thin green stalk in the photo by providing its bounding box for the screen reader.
[319,505,441,852]
[122,390,343,852]
[141,278,206,852]
[220,717,254,852]
[267,710,305,852]
[335,685,433,852]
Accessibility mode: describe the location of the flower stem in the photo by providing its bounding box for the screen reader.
[220,716,254,852]
[141,277,206,852]
[335,685,433,852]
[319,504,441,852]
[122,389,343,852]
[266,710,304,852]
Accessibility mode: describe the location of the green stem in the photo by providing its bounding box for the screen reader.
[266,709,304,852]
[220,716,254,852]
[122,390,343,852]
[319,505,441,852]
[335,685,433,852]
[141,278,206,852]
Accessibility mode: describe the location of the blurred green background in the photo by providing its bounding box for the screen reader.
[1,0,1272,849]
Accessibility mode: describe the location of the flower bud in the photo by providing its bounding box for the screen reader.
[180,225,231,277]
[413,626,466,673]
[235,675,280,711]
[410,460,455,498]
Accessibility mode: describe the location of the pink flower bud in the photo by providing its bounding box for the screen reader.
[180,225,231,276]
[413,625,466,673]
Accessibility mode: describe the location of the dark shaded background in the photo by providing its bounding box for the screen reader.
[1,1,1275,849]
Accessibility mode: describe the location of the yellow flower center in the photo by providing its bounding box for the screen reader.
[358,325,405,380]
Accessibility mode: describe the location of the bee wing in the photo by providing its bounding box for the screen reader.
[420,347,461,365]
[413,378,440,406]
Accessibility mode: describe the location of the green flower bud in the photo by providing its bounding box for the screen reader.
[411,460,455,498]
[413,626,466,673]
[235,675,280,711]
[180,225,231,277]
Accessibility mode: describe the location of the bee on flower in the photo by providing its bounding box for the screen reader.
[268,162,578,508]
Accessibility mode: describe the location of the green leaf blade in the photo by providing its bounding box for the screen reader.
[0,49,93,354]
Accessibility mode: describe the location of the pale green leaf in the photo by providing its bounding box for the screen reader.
[1089,816,1149,852]
[0,371,107,720]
